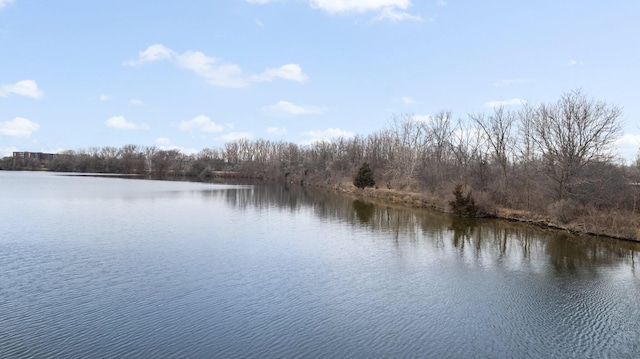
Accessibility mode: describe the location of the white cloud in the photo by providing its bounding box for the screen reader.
[309,0,410,14]
[247,0,419,22]
[178,147,199,155]
[301,127,355,144]
[180,146,200,156]
[568,59,584,66]
[0,117,40,137]
[493,78,534,87]
[394,96,416,104]
[267,127,287,135]
[373,6,422,22]
[177,50,247,88]
[0,80,44,99]
[155,137,171,145]
[483,98,526,108]
[179,115,229,133]
[129,99,144,106]
[615,133,640,164]
[266,100,328,115]
[123,44,176,66]
[0,0,14,9]
[105,116,150,130]
[99,94,112,101]
[412,115,433,122]
[218,132,254,142]
[250,64,309,83]
[125,44,308,88]
[436,0,447,6]
[311,0,422,22]
[0,146,19,158]
[153,139,198,155]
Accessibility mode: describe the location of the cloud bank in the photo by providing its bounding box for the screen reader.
[309,0,410,14]
[267,127,287,135]
[301,127,354,144]
[0,117,40,137]
[105,116,149,130]
[266,100,328,115]
[483,98,526,108]
[0,80,44,99]
[125,44,308,88]
[179,115,229,133]
[218,132,254,142]
[246,0,421,22]
[615,133,640,164]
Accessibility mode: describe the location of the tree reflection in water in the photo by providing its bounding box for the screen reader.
[352,200,374,224]
[201,182,640,275]
[449,218,477,252]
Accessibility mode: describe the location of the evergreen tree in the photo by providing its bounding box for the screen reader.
[449,183,478,217]
[353,162,376,189]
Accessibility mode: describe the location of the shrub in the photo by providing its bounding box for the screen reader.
[547,199,582,224]
[353,162,376,189]
[449,183,479,217]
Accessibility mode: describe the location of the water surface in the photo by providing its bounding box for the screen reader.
[1,171,639,358]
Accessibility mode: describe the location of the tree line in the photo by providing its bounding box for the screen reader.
[3,90,639,238]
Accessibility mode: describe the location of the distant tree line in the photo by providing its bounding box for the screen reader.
[2,90,639,238]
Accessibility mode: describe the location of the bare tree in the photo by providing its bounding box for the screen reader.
[153,149,183,176]
[471,106,517,204]
[144,146,158,175]
[386,114,429,188]
[515,104,538,210]
[100,146,119,173]
[451,119,481,187]
[224,141,240,167]
[425,110,454,186]
[532,89,622,200]
[119,144,144,174]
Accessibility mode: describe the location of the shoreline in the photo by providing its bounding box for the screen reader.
[304,179,640,243]
[5,168,638,242]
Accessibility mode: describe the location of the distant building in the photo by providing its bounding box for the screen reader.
[10,151,57,169]
[13,152,57,161]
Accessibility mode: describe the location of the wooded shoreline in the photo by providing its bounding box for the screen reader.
[3,90,639,241]
[2,167,638,242]
[300,178,639,243]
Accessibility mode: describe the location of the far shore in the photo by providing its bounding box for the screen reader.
[4,168,639,243]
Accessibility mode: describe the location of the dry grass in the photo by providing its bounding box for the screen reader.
[310,179,640,242]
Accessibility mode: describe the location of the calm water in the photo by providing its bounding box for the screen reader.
[1,171,639,358]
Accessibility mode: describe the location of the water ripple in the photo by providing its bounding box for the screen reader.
[1,172,640,358]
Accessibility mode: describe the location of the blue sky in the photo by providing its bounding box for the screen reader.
[1,0,639,162]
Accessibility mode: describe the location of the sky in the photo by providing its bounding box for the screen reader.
[1,0,639,162]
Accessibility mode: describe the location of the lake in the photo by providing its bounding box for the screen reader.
[1,171,639,358]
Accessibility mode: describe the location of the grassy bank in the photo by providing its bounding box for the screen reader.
[304,178,640,243]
